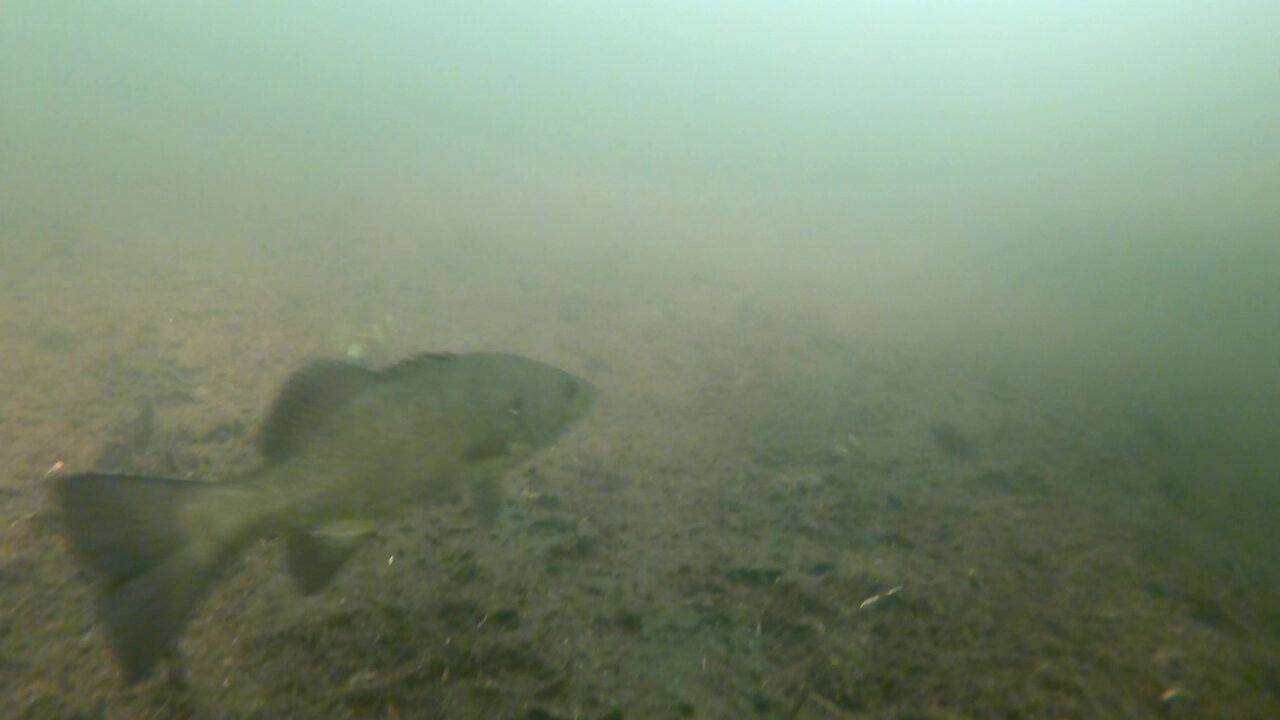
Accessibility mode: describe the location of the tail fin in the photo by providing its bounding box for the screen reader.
[56,473,232,682]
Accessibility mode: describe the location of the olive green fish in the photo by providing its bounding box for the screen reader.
[56,352,595,682]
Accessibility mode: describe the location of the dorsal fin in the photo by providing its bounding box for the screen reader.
[378,352,456,380]
[257,360,379,458]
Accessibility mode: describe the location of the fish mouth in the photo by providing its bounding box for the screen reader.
[559,375,597,431]
[579,378,598,408]
[561,372,596,412]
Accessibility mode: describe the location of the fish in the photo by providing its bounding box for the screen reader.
[54,351,595,682]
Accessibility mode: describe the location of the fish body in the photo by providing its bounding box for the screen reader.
[56,352,594,681]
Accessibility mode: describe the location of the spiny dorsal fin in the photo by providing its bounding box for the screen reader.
[257,360,379,458]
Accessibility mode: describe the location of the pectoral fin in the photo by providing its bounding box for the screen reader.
[286,520,375,594]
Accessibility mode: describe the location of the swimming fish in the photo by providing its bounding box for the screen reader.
[56,352,595,681]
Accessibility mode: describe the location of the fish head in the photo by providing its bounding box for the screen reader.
[454,353,596,464]
[500,358,596,447]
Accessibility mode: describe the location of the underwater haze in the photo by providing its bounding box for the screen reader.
[3,2,1279,717]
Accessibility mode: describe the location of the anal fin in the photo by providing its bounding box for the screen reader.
[286,522,372,594]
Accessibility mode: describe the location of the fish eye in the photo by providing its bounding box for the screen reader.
[562,380,580,399]
[509,397,525,415]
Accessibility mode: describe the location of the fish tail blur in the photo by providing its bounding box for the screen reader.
[56,473,233,682]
